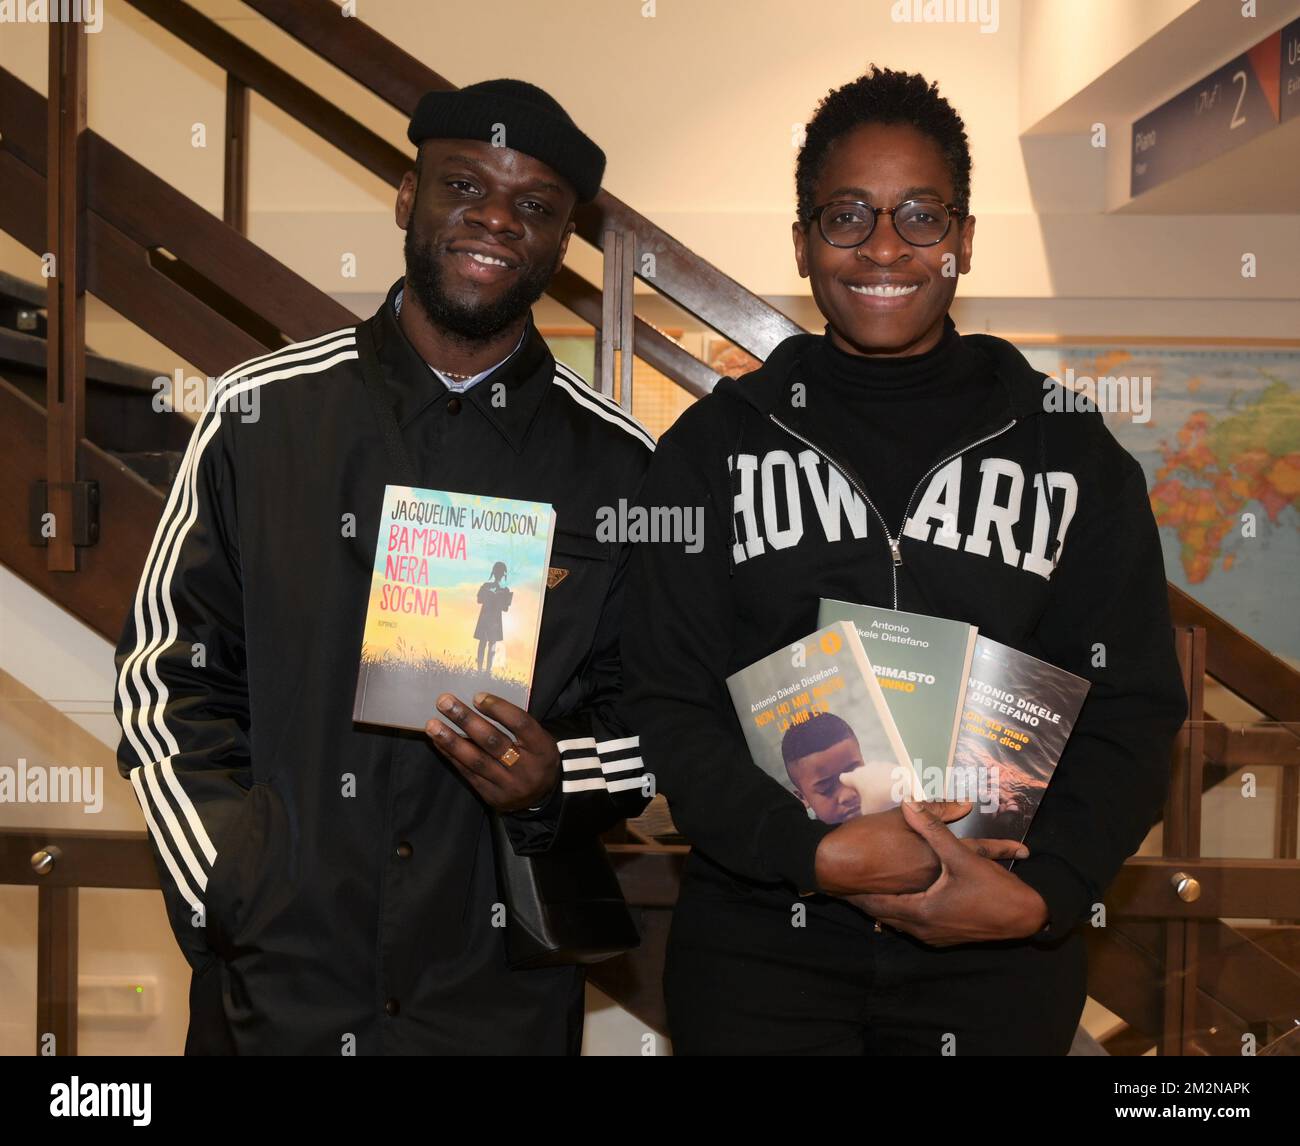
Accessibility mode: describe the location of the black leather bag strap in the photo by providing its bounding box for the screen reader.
[355,319,418,488]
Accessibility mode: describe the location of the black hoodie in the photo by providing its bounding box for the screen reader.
[621,324,1188,944]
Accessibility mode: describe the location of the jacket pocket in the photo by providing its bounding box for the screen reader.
[203,782,267,957]
[550,528,610,564]
[532,529,617,714]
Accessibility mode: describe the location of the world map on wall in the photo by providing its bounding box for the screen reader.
[1019,345,1300,666]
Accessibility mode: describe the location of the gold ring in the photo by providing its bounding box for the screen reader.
[498,746,521,768]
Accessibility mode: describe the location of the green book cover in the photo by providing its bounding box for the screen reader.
[817,599,978,798]
[726,621,919,825]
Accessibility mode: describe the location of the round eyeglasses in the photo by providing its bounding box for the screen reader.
[808,198,963,248]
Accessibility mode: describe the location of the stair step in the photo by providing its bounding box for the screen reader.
[110,450,184,490]
[1238,925,1300,972]
[0,271,49,339]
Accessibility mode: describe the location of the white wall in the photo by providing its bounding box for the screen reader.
[5,0,1295,358]
[1019,0,1200,130]
[0,568,194,1055]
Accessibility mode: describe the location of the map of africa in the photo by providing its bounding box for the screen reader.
[1020,346,1300,667]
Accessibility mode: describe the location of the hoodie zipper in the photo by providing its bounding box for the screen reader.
[768,413,1017,610]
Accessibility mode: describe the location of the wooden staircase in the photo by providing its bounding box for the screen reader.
[2,0,1298,1056]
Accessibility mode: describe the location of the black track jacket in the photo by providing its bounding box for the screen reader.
[114,280,653,1054]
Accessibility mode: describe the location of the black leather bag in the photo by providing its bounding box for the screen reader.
[489,814,640,969]
[355,319,640,969]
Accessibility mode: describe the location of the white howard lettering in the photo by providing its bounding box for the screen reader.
[1022,472,1079,576]
[903,457,962,549]
[729,453,765,562]
[728,449,1077,581]
[760,450,803,549]
[797,450,868,542]
[963,457,1024,566]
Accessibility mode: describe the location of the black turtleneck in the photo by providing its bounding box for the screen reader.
[796,316,1000,532]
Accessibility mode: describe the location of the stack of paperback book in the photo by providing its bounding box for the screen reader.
[725,600,1091,853]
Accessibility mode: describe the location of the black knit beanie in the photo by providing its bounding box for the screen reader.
[407,79,606,202]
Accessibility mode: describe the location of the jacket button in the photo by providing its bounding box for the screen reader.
[447,395,462,416]
[396,841,413,858]
[385,998,400,1016]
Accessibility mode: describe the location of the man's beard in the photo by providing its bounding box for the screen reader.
[403,224,555,344]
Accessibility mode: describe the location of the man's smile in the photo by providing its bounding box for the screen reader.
[447,241,522,284]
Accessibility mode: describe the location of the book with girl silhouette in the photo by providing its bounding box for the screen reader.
[353,485,555,731]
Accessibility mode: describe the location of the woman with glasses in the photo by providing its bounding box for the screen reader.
[621,67,1187,1055]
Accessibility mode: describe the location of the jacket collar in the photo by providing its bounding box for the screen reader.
[713,315,1076,574]
[366,277,555,453]
[716,314,1050,428]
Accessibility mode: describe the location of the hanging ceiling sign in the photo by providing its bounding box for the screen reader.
[1131,26,1284,197]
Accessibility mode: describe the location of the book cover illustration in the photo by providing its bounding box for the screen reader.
[353,485,555,731]
[948,636,1091,848]
[817,598,978,795]
[725,622,920,825]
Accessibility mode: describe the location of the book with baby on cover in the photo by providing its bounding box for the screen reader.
[353,485,555,731]
[725,622,920,825]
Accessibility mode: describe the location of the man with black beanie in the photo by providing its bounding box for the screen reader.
[114,78,653,1055]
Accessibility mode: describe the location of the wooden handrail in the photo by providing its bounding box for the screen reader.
[1106,857,1300,919]
[0,64,694,640]
[1200,719,1300,770]
[6,835,1293,916]
[1169,584,1300,724]
[1119,915,1300,1050]
[1,66,713,399]
[43,22,87,574]
[241,0,456,111]
[124,0,410,187]
[3,825,1295,1054]
[1,141,264,373]
[0,829,160,890]
[1170,590,1300,869]
[238,0,805,361]
[1,69,349,367]
[1165,624,1202,1052]
[101,6,721,397]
